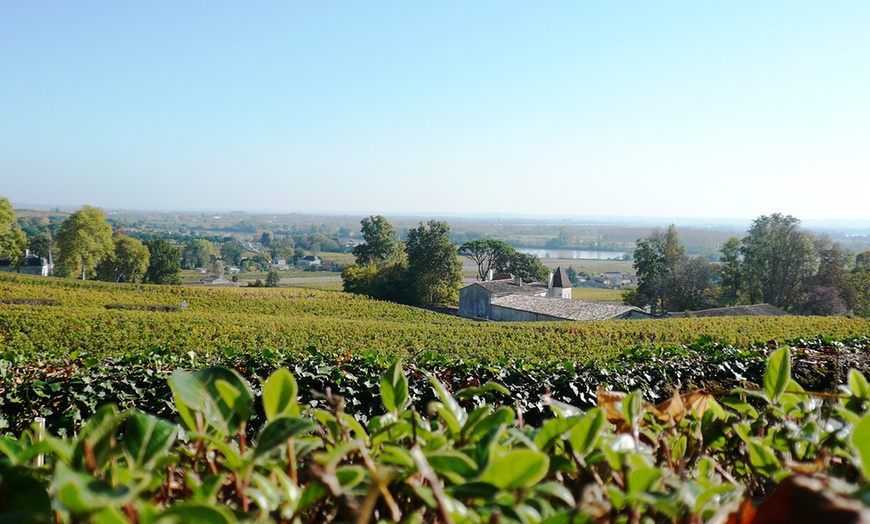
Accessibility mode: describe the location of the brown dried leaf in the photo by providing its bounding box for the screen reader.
[682,390,715,419]
[653,389,685,423]
[597,385,627,423]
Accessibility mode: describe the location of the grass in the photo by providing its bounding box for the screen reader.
[572,288,625,303]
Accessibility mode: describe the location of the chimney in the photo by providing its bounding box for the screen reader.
[486,269,493,281]
[514,276,522,287]
[548,271,554,290]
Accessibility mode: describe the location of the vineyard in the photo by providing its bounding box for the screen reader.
[4,274,870,521]
[2,273,870,431]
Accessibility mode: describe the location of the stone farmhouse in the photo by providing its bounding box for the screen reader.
[458,267,651,322]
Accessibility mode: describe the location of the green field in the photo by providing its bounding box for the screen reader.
[2,273,869,367]
[571,287,625,303]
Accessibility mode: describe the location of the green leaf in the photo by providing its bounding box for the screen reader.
[431,376,466,427]
[149,502,237,523]
[446,482,499,499]
[169,368,254,436]
[567,408,606,457]
[52,463,139,514]
[763,346,791,404]
[262,368,299,421]
[254,416,317,459]
[623,391,644,427]
[124,411,177,471]
[456,381,510,399]
[464,407,514,444]
[215,378,254,426]
[167,369,206,431]
[336,466,367,490]
[0,462,52,523]
[532,482,576,506]
[851,411,870,480]
[479,449,550,490]
[380,359,409,415]
[72,404,129,471]
[627,467,662,495]
[426,450,479,483]
[748,440,781,478]
[850,369,870,400]
[535,417,580,452]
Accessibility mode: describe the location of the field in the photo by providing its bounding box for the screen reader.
[571,287,625,303]
[3,273,870,365]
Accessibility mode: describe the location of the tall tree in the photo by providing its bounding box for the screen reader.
[55,206,113,280]
[0,197,27,269]
[353,215,401,266]
[96,236,150,283]
[626,225,685,315]
[669,256,717,312]
[405,221,463,306]
[740,213,815,310]
[718,237,743,306]
[144,238,182,285]
[458,239,515,281]
[804,237,855,314]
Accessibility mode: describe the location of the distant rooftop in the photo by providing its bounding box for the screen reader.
[491,295,646,321]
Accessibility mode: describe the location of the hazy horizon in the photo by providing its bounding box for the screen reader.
[3,2,869,220]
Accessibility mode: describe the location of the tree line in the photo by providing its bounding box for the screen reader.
[624,213,870,317]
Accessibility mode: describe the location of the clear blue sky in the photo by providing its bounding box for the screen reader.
[2,2,869,220]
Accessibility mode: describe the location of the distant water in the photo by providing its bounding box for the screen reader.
[517,248,627,260]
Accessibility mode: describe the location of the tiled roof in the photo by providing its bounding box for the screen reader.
[465,280,548,296]
[672,304,790,318]
[491,295,646,321]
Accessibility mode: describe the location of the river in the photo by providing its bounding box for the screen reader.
[516,248,627,260]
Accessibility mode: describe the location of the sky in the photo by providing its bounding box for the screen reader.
[2,2,869,220]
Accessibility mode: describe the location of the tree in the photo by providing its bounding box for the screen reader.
[565,266,581,287]
[458,239,515,281]
[265,270,281,287]
[352,215,401,266]
[804,237,855,313]
[848,270,870,318]
[626,225,685,315]
[55,206,113,280]
[342,260,410,303]
[506,251,549,284]
[220,239,246,267]
[0,197,27,269]
[28,233,53,260]
[718,237,743,306]
[260,231,272,247]
[96,236,150,283]
[405,221,463,306]
[740,213,816,310]
[144,238,182,285]
[181,239,214,269]
[668,256,717,312]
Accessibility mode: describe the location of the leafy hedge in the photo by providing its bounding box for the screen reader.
[4,348,870,522]
[4,337,869,438]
